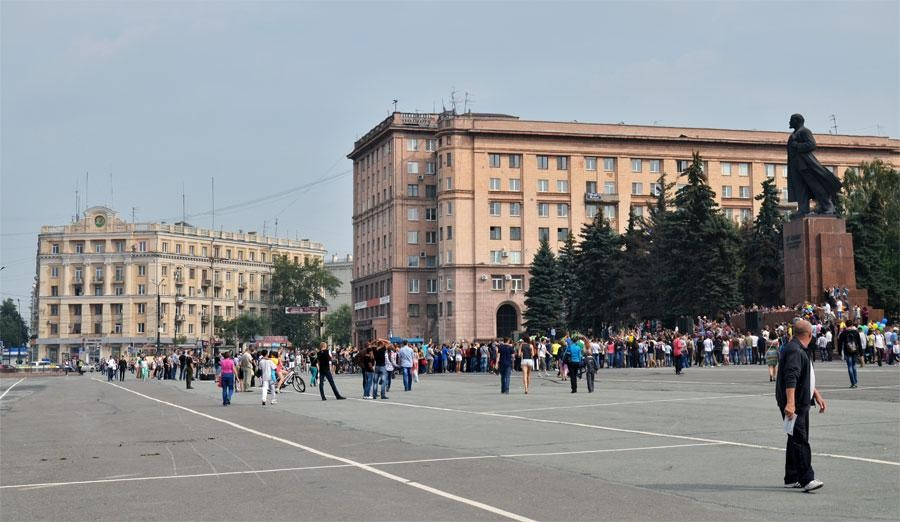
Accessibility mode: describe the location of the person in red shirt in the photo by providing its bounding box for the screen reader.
[673,336,684,375]
[219,351,237,406]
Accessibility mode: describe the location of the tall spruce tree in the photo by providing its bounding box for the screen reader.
[573,214,622,335]
[617,209,651,325]
[524,239,562,336]
[739,177,785,306]
[557,233,580,331]
[655,152,742,323]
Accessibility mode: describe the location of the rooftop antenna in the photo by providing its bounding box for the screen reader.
[392,99,398,112]
[274,217,278,239]
[829,114,838,134]
[211,177,215,230]
[875,123,883,135]
[449,88,459,114]
[132,207,136,225]
[464,91,474,113]
[181,182,186,224]
[262,220,267,237]
[74,180,79,222]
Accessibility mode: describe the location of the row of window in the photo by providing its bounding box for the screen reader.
[49,241,277,262]
[488,153,616,172]
[407,301,453,318]
[489,202,570,217]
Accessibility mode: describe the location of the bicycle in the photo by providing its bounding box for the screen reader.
[279,369,306,393]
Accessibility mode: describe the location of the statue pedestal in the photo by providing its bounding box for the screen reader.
[783,217,868,306]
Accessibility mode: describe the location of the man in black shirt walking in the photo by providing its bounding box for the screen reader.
[776,319,827,492]
[317,342,346,401]
[496,339,514,394]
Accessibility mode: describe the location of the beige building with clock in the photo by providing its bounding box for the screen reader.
[32,206,326,363]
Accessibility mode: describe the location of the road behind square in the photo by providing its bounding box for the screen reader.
[1,363,898,521]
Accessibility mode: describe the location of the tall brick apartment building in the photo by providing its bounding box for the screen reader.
[349,112,898,344]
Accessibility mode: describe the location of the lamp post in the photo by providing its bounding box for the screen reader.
[152,278,166,353]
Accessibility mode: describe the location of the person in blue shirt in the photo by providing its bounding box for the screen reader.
[495,339,515,394]
[567,336,584,393]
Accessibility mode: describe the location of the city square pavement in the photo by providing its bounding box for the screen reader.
[1,362,898,521]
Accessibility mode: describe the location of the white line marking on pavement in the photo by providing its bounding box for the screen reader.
[490,393,772,414]
[2,442,723,490]
[0,463,353,489]
[0,378,24,400]
[355,398,900,467]
[92,380,536,522]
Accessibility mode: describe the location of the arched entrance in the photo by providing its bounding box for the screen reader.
[496,304,518,339]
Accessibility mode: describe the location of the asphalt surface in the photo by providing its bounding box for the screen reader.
[1,362,898,521]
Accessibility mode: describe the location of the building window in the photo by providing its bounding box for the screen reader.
[509,202,521,216]
[446,177,453,190]
[408,208,419,221]
[407,161,419,174]
[738,163,750,176]
[408,279,420,293]
[585,156,597,171]
[425,255,437,267]
[407,138,419,151]
[781,165,788,178]
[491,275,505,291]
[408,304,420,317]
[445,250,453,264]
[446,226,453,240]
[407,256,419,268]
[649,159,661,173]
[631,182,643,195]
[94,242,104,253]
[50,266,59,277]
[75,242,84,254]
[537,155,549,170]
[407,231,419,244]
[425,185,437,198]
[650,183,662,196]
[508,251,522,264]
[407,184,419,197]
[739,186,751,199]
[586,181,598,193]
[722,162,732,176]
[632,206,644,218]
[446,301,453,316]
[537,179,549,192]
[427,279,437,294]
[138,241,147,252]
[446,152,452,167]
[604,181,616,195]
[510,276,524,291]
[489,178,501,190]
[489,250,503,264]
[162,242,169,253]
[509,178,521,191]
[631,159,642,173]
[740,208,752,222]
[538,227,550,241]
[676,159,691,173]
[722,185,733,198]
[51,285,59,296]
[176,244,182,254]
[557,180,569,193]
[603,158,616,171]
[138,284,146,295]
[51,243,60,254]
[446,201,453,215]
[765,164,776,178]
[490,226,502,240]
[489,154,501,168]
[509,154,521,168]
[425,231,437,244]
[425,139,436,152]
[425,207,437,221]
[425,161,436,175]
[538,203,549,217]
[489,202,501,216]
[557,203,569,217]
[586,204,599,218]
[557,227,569,241]
[137,322,145,334]
[509,226,522,240]
[556,156,569,170]
[446,277,454,291]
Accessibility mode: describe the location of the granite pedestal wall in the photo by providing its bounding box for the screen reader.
[783,216,868,307]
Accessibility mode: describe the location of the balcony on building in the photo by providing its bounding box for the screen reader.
[201,278,212,287]
[175,314,186,323]
[175,294,186,303]
[93,274,104,283]
[584,192,620,203]
[237,299,245,308]
[174,274,185,286]
[200,314,210,324]
[237,280,246,291]
[213,278,223,288]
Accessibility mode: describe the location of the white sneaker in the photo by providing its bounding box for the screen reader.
[803,479,824,492]
[783,482,801,488]
[362,396,370,399]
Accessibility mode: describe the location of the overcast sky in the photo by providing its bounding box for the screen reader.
[1,0,898,314]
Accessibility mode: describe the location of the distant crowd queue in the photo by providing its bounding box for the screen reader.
[89,300,897,403]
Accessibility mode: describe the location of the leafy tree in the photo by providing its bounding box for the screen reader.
[270,256,341,346]
[740,177,785,306]
[655,152,742,323]
[524,239,561,336]
[323,304,352,346]
[557,233,579,331]
[573,214,622,334]
[217,313,268,347]
[841,160,900,318]
[0,299,28,348]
